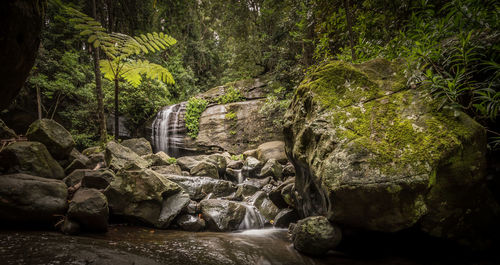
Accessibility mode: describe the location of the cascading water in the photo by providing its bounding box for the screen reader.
[239,204,267,230]
[151,102,186,156]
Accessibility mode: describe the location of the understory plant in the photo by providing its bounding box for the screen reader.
[185,97,208,138]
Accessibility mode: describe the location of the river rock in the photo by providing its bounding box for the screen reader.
[227,160,243,169]
[60,218,81,235]
[0,173,67,224]
[282,163,295,177]
[165,175,236,201]
[235,183,260,199]
[292,216,342,256]
[176,214,206,231]
[81,169,115,190]
[190,161,219,178]
[151,164,182,175]
[0,119,17,139]
[64,158,87,175]
[200,199,246,231]
[158,191,190,228]
[122,138,153,156]
[281,183,296,208]
[26,119,75,160]
[88,153,106,169]
[259,158,283,180]
[242,156,263,178]
[68,188,109,232]
[269,178,295,209]
[104,168,182,227]
[256,141,287,164]
[274,208,298,228]
[0,141,65,179]
[245,191,280,221]
[142,151,173,167]
[105,141,149,171]
[63,169,86,187]
[284,58,500,245]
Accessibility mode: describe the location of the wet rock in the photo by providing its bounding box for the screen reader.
[0,119,17,139]
[207,154,227,176]
[177,156,202,171]
[0,141,65,179]
[121,138,153,156]
[281,183,296,208]
[235,183,260,199]
[63,169,86,187]
[151,164,182,175]
[105,141,149,171]
[26,119,75,160]
[181,171,190,176]
[274,209,298,228]
[165,175,236,201]
[227,160,243,169]
[256,141,287,164]
[60,218,81,235]
[259,158,283,180]
[68,188,109,232]
[142,151,173,167]
[242,156,263,178]
[158,191,190,228]
[190,161,219,178]
[0,173,67,224]
[245,191,280,221]
[225,168,243,183]
[200,199,246,231]
[292,216,342,256]
[104,168,182,227]
[243,177,270,189]
[176,214,205,231]
[81,169,115,190]
[284,59,500,245]
[182,200,199,214]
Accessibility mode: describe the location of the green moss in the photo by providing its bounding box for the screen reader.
[300,59,477,176]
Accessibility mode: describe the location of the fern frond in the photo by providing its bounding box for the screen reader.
[120,60,175,87]
[99,59,118,81]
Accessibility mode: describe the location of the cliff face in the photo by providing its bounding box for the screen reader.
[0,0,44,110]
[284,58,500,246]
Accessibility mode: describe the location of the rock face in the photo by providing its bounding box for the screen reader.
[149,78,284,156]
[26,119,75,159]
[284,59,500,244]
[0,0,44,110]
[0,141,65,179]
[0,174,67,224]
[68,189,109,232]
[292,216,341,256]
[165,175,236,201]
[103,168,182,227]
[122,138,153,156]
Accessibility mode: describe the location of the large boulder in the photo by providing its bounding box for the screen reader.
[190,161,219,178]
[176,214,206,231]
[105,141,149,171]
[103,168,183,227]
[26,119,75,159]
[0,119,17,139]
[0,141,65,179]
[241,156,263,178]
[292,216,342,256]
[142,151,173,167]
[256,141,287,164]
[284,59,500,244]
[157,191,190,228]
[68,188,109,232]
[245,191,280,222]
[121,138,153,156]
[165,175,236,201]
[259,158,283,180]
[81,169,115,190]
[0,0,44,110]
[199,199,246,231]
[0,174,67,224]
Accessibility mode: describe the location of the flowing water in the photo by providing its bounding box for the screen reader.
[151,102,186,156]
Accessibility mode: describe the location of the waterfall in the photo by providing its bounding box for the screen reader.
[151,102,186,156]
[239,204,266,230]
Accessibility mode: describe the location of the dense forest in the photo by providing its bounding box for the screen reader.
[2,0,498,150]
[0,0,499,264]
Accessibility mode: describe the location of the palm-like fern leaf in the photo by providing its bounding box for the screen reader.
[100,59,174,87]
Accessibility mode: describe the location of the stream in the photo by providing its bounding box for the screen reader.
[1,225,496,265]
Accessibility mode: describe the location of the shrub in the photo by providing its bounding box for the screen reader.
[184,97,208,138]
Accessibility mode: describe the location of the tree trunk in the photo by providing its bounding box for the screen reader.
[114,78,119,139]
[92,0,107,143]
[36,84,42,120]
[344,0,357,61]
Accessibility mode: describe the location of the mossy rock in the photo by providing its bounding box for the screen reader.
[284,58,500,246]
[26,119,75,160]
[0,119,17,139]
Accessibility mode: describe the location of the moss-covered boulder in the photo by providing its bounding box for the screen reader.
[121,138,153,156]
[103,168,183,228]
[26,119,75,160]
[0,141,65,179]
[284,59,499,245]
[105,141,149,171]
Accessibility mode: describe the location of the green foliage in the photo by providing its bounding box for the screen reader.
[184,97,208,138]
[167,157,177,164]
[225,111,237,120]
[231,154,243,161]
[215,86,244,104]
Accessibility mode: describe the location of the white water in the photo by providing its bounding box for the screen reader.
[151,102,186,156]
[239,204,267,230]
